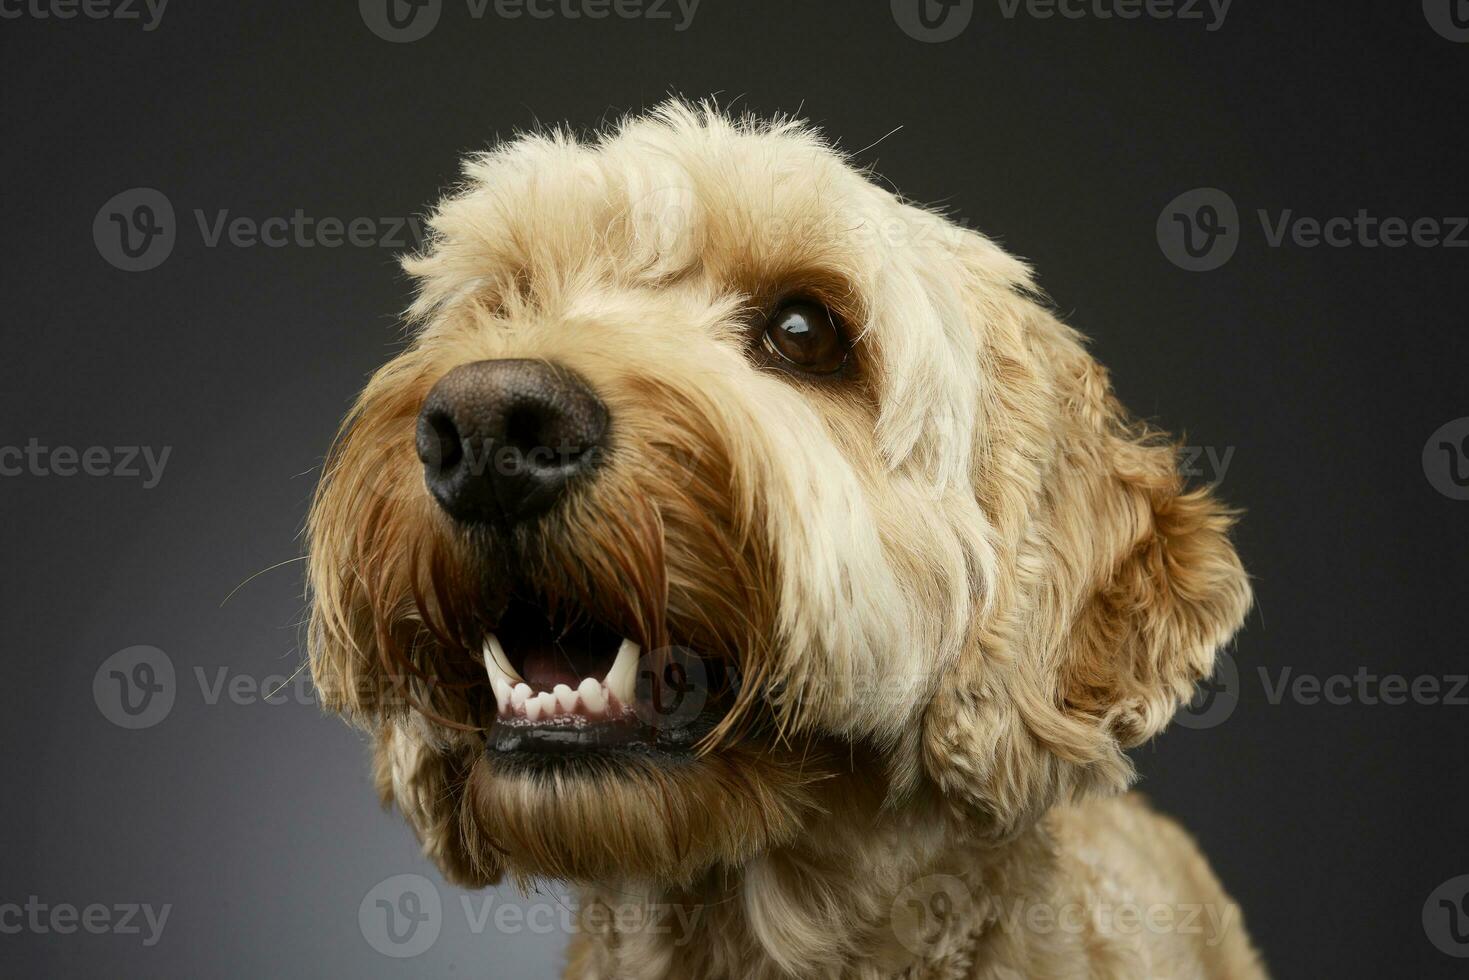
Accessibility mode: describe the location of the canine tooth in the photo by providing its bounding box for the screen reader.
[483,634,522,685]
[554,684,577,713]
[604,639,640,706]
[511,683,532,709]
[493,678,512,713]
[578,677,606,714]
[525,694,544,722]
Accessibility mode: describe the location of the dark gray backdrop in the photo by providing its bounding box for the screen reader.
[2,1,1466,977]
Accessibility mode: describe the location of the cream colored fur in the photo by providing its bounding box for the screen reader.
[308,101,1265,978]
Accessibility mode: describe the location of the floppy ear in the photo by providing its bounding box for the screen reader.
[922,273,1251,840]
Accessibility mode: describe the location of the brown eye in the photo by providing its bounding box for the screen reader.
[762,302,848,375]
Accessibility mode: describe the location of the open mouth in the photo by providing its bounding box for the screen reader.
[480,596,731,758]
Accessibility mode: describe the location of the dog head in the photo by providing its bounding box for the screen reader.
[307,102,1250,889]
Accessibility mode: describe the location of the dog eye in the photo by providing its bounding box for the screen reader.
[762,302,848,375]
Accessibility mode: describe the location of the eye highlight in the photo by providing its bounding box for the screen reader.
[761,301,849,376]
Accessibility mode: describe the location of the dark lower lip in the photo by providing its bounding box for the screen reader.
[485,709,721,758]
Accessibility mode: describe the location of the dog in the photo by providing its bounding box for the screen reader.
[307,102,1265,979]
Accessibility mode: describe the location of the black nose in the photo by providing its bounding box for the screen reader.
[416,359,609,526]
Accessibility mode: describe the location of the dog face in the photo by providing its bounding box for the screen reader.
[307,103,1250,888]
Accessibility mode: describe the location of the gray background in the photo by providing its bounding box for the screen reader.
[2,1,1467,977]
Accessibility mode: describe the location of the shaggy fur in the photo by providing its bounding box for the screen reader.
[308,102,1265,978]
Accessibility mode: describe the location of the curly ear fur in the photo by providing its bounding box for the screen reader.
[923,236,1252,840]
[373,721,503,889]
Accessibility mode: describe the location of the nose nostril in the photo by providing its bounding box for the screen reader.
[417,359,608,526]
[503,406,548,458]
[419,410,463,472]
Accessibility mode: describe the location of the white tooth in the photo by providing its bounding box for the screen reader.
[525,694,543,722]
[536,692,557,717]
[578,677,606,714]
[512,683,532,709]
[483,634,523,684]
[493,679,512,713]
[554,684,577,713]
[604,639,640,707]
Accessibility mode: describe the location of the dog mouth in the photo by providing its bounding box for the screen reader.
[480,596,732,759]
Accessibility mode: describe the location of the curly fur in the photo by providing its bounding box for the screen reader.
[307,101,1264,978]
